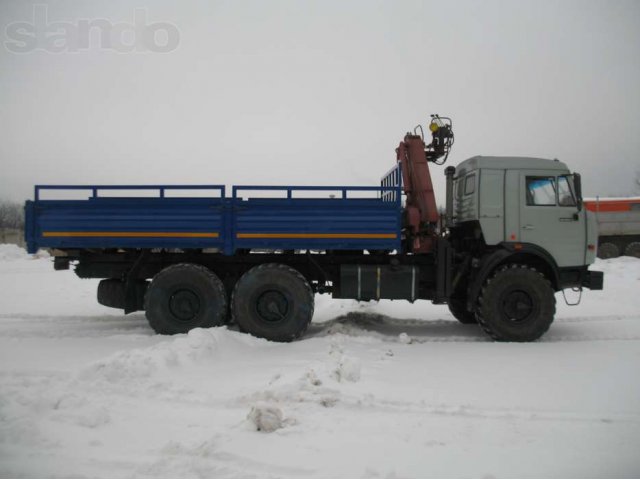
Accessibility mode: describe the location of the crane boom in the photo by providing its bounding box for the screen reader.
[396,115,454,253]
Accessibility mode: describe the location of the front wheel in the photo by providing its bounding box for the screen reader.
[476,264,556,342]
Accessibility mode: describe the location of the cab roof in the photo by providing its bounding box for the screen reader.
[455,156,570,175]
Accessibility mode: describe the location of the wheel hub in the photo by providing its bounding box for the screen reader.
[502,290,533,323]
[169,289,201,321]
[256,290,289,323]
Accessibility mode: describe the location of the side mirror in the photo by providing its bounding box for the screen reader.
[573,173,583,212]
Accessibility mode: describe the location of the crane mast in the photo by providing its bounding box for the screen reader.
[396,115,454,253]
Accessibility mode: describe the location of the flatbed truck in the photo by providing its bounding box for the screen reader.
[24,115,603,342]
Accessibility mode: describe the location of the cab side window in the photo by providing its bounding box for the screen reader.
[464,174,476,195]
[526,177,556,206]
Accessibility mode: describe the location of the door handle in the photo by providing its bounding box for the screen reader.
[522,224,535,230]
[559,212,580,222]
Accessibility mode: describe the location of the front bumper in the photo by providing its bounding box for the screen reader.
[559,267,604,290]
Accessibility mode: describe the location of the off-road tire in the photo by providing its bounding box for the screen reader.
[231,263,314,342]
[145,263,227,335]
[476,264,556,342]
[624,242,640,258]
[447,297,477,324]
[598,242,620,259]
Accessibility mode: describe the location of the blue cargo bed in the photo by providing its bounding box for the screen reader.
[25,184,402,255]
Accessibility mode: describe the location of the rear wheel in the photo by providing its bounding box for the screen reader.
[624,242,640,258]
[232,263,314,342]
[447,297,477,324]
[145,263,227,335]
[598,242,620,259]
[476,264,556,342]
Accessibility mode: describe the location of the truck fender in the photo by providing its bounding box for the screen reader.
[466,244,560,311]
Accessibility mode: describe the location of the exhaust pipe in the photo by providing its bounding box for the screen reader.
[445,166,456,228]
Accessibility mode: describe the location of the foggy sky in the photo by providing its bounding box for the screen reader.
[1,0,639,204]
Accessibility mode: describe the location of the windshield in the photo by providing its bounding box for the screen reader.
[558,175,577,206]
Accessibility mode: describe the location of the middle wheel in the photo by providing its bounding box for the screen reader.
[145,263,227,335]
[232,263,314,342]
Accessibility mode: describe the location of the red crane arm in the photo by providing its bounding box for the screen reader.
[395,115,454,253]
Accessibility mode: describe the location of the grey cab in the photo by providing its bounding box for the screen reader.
[453,156,598,268]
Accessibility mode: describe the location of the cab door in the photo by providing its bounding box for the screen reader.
[519,171,586,267]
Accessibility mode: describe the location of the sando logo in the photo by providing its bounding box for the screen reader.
[4,5,180,54]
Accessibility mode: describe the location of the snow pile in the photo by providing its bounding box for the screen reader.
[50,395,112,429]
[313,311,486,343]
[333,355,361,382]
[0,244,50,261]
[239,367,341,410]
[79,327,223,381]
[75,327,268,398]
[0,243,28,261]
[398,332,412,344]
[246,404,285,432]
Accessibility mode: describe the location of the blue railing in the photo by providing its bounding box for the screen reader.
[28,182,403,255]
[34,185,226,201]
[232,185,402,205]
[380,164,403,203]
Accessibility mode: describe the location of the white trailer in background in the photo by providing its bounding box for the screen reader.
[585,197,640,258]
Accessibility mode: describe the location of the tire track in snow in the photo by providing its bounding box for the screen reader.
[1,312,638,343]
[555,315,639,323]
[234,352,640,441]
[336,395,640,426]
[310,313,640,344]
[0,313,152,338]
[139,438,316,478]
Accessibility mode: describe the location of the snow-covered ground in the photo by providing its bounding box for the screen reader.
[0,244,639,478]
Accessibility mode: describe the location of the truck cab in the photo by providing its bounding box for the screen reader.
[452,156,598,268]
[444,155,603,340]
